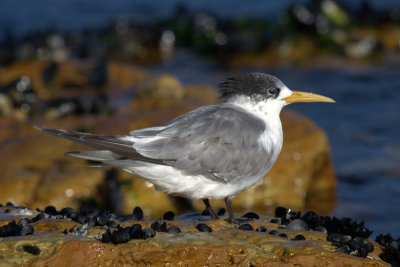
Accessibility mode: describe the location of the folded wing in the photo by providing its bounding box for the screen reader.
[36,104,270,184]
[131,104,269,183]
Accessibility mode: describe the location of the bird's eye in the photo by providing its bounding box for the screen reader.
[268,88,278,95]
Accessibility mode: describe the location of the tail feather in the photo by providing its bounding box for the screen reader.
[34,126,133,156]
[65,150,122,161]
[35,126,166,165]
[103,159,144,168]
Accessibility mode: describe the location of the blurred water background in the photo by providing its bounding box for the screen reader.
[0,0,399,36]
[0,0,399,237]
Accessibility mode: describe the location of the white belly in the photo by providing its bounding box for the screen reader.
[124,163,266,199]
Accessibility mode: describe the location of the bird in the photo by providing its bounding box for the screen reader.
[35,73,334,223]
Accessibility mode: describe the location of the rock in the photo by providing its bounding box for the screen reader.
[0,170,41,206]
[183,84,219,105]
[344,37,378,59]
[238,224,254,231]
[0,117,104,210]
[30,168,104,210]
[0,207,389,266]
[0,94,13,117]
[255,226,267,232]
[286,219,310,231]
[135,74,184,109]
[27,238,385,266]
[320,0,350,27]
[108,62,147,89]
[242,212,259,220]
[0,60,147,101]
[163,211,175,221]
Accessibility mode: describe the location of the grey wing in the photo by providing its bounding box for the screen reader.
[36,104,270,184]
[129,126,166,137]
[133,104,269,183]
[129,105,213,137]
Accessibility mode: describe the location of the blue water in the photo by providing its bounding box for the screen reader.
[0,0,297,37]
[1,0,399,237]
[0,0,399,37]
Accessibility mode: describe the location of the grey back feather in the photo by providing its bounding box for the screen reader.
[133,104,269,183]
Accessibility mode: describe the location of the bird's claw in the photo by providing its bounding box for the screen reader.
[226,217,250,224]
[209,213,219,220]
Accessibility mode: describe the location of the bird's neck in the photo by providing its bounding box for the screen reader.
[227,94,284,142]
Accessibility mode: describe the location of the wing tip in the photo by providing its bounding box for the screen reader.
[65,151,92,160]
[33,125,45,131]
[34,125,66,136]
[34,125,56,134]
[64,152,77,157]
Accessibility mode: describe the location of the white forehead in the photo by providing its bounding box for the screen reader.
[277,85,292,100]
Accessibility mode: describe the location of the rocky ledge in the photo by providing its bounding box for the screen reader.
[1,204,398,266]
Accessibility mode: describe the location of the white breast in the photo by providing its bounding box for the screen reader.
[124,163,262,199]
[229,95,285,183]
[229,94,284,154]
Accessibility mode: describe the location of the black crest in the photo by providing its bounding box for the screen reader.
[219,73,284,102]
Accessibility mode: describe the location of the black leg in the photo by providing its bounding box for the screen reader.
[225,196,248,224]
[203,199,219,220]
[225,196,238,223]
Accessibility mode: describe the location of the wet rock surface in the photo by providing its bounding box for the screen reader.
[0,205,391,266]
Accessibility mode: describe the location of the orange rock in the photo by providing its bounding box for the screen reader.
[20,227,387,267]
[135,74,184,109]
[0,60,147,100]
[0,207,388,266]
[0,171,41,206]
[108,62,147,88]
